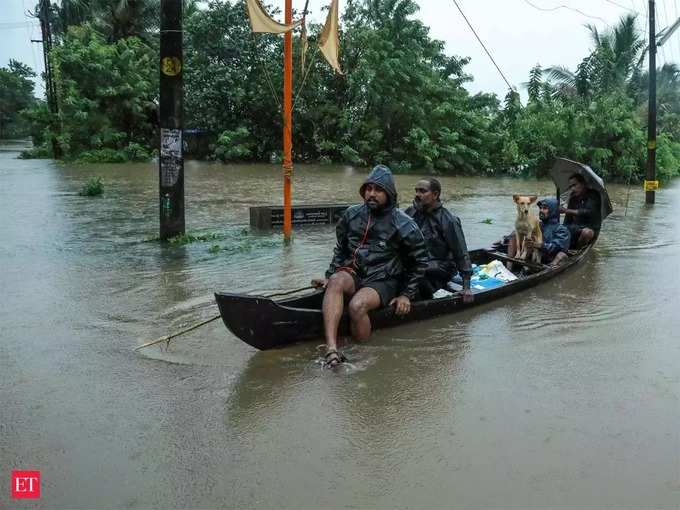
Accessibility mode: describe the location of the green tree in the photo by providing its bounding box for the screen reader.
[0,60,36,138]
[546,14,644,99]
[46,24,157,159]
[184,0,284,161]
[45,0,162,42]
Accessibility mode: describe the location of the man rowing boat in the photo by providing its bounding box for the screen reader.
[312,165,429,367]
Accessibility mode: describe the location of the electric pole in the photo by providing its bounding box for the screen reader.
[159,0,185,240]
[645,0,657,204]
[35,0,61,158]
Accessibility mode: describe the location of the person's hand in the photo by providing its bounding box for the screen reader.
[559,206,567,214]
[311,278,328,289]
[459,288,474,304]
[389,295,411,315]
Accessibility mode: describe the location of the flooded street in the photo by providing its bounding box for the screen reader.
[1,150,679,509]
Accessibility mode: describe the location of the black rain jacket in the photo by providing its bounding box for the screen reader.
[325,165,429,301]
[564,189,602,232]
[537,197,571,257]
[405,201,473,281]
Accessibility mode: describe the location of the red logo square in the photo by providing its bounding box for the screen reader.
[11,470,41,499]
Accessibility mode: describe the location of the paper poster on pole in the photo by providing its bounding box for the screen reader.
[160,128,182,187]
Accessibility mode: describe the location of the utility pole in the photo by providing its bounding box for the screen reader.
[159,0,185,240]
[37,0,55,113]
[35,0,61,158]
[282,0,293,240]
[645,0,657,204]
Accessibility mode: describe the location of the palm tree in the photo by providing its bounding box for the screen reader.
[546,14,645,99]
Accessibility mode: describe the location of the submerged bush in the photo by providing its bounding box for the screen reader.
[213,127,254,162]
[167,232,222,245]
[78,176,104,196]
[76,148,128,163]
[18,145,51,159]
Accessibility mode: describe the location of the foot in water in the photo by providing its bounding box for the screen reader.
[324,349,347,368]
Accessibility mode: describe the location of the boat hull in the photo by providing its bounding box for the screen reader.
[215,246,590,350]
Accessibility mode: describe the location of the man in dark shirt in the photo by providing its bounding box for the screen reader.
[311,165,429,367]
[405,178,474,303]
[560,173,602,248]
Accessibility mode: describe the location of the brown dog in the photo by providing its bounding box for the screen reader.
[513,194,543,264]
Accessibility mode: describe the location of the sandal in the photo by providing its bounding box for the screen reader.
[324,349,347,368]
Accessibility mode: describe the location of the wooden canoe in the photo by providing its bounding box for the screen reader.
[215,158,611,350]
[215,245,592,350]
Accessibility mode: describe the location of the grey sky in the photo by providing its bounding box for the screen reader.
[2,0,679,100]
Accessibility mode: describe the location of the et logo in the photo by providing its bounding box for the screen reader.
[11,470,41,499]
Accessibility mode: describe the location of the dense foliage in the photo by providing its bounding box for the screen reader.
[23,0,680,181]
[28,24,157,161]
[0,60,36,138]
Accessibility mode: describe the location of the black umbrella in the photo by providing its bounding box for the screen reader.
[549,158,614,221]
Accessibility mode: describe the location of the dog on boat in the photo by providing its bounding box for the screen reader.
[513,194,543,264]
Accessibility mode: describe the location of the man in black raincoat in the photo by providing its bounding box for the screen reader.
[405,178,474,303]
[312,165,429,367]
[560,173,601,248]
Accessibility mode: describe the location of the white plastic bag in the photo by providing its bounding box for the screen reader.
[479,259,517,282]
[432,288,454,299]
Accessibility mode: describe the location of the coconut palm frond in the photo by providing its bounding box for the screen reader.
[545,66,576,87]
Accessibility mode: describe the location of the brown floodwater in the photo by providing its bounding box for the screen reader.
[1,148,679,509]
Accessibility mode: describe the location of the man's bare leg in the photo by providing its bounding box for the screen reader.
[322,272,355,353]
[347,287,382,341]
[506,235,518,270]
[576,228,594,248]
[550,251,568,266]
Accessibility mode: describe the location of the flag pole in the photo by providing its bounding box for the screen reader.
[282,0,293,239]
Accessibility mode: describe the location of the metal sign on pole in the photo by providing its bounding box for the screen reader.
[159,0,185,239]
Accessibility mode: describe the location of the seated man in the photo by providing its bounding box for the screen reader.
[405,178,473,303]
[311,165,429,367]
[560,173,602,249]
[507,197,570,267]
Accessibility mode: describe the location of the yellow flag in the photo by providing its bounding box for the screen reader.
[246,0,301,34]
[318,0,342,74]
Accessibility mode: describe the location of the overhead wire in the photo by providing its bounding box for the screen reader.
[450,0,515,91]
[662,0,678,63]
[521,0,609,23]
[603,0,638,13]
[658,0,669,63]
[0,21,40,29]
[675,0,680,62]
[293,46,319,109]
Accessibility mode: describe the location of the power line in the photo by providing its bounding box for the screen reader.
[603,0,638,13]
[661,0,678,63]
[450,0,514,91]
[0,21,40,29]
[521,0,609,23]
[675,0,680,63]
[659,0,668,63]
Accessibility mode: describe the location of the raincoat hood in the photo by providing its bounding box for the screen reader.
[359,165,397,208]
[537,197,560,224]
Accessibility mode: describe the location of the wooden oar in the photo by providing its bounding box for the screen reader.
[134,285,316,351]
[486,250,549,272]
